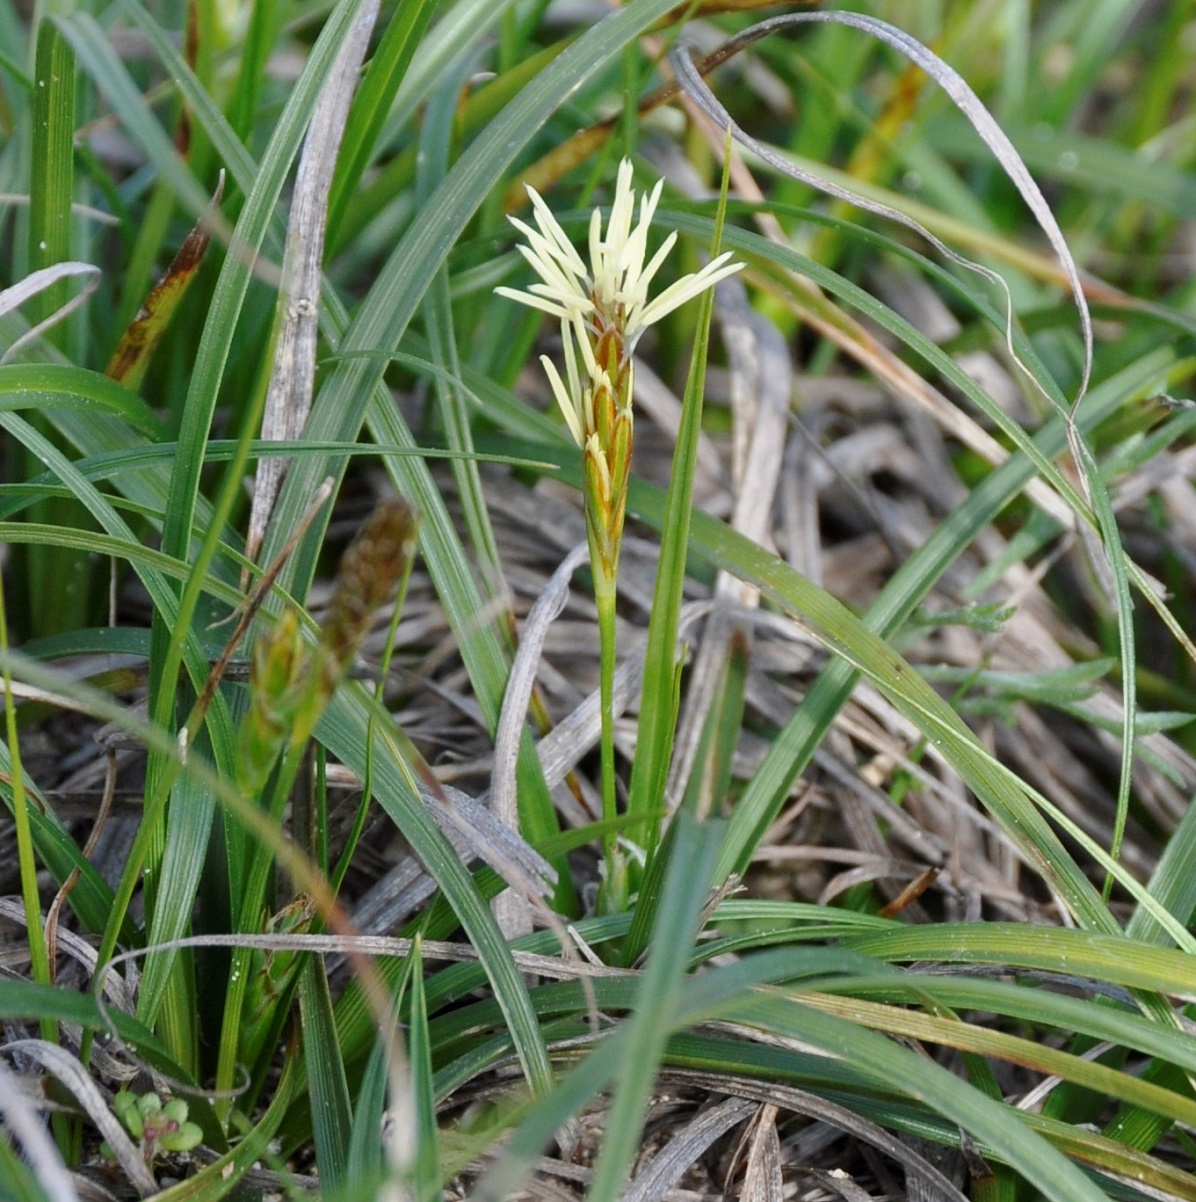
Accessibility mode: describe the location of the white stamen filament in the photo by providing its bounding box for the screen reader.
[497,158,744,448]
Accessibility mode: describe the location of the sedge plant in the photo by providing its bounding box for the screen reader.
[496,159,741,908]
[9,2,1196,1195]
[216,495,419,1107]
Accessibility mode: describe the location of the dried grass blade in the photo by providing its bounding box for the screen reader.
[3,1040,156,1196]
[422,781,557,900]
[0,1059,76,1202]
[490,542,585,933]
[0,264,100,364]
[670,277,788,803]
[670,13,1093,415]
[623,1096,755,1202]
[739,1104,784,1202]
[664,1069,971,1202]
[491,543,589,837]
[244,0,380,572]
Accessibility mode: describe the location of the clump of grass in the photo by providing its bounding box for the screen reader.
[2,2,1196,1200]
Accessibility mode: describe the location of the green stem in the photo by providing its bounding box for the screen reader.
[0,566,54,1010]
[593,565,631,915]
[0,562,72,1152]
[596,585,619,863]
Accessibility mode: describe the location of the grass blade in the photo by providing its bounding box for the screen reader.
[299,957,354,1193]
[587,814,725,1201]
[625,161,732,858]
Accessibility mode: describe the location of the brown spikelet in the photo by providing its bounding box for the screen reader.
[236,606,308,795]
[319,495,419,683]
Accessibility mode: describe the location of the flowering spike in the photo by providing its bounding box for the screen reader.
[496,159,742,900]
[496,156,743,586]
[320,496,418,680]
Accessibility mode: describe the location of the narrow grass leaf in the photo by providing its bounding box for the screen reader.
[60,12,215,223]
[587,814,725,1202]
[1074,433,1136,899]
[340,43,563,248]
[137,766,216,1036]
[300,957,354,1193]
[680,989,1110,1202]
[317,683,554,1097]
[0,263,100,362]
[121,3,258,194]
[844,923,1196,996]
[0,763,117,930]
[799,991,1196,1128]
[475,1029,628,1201]
[0,363,166,438]
[26,21,74,336]
[625,162,733,856]
[347,956,416,1180]
[408,940,442,1201]
[412,71,569,874]
[671,12,1094,407]
[0,559,53,1019]
[835,973,1196,1079]
[0,408,242,1002]
[82,0,377,750]
[226,0,282,140]
[366,0,520,167]
[1129,774,1196,946]
[326,0,437,246]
